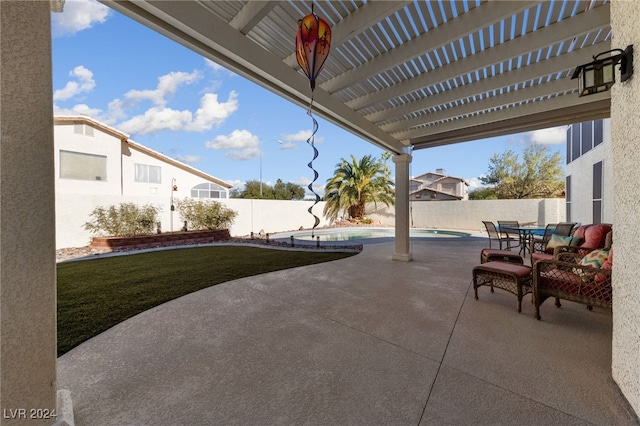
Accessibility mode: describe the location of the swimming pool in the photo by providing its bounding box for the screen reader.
[272,227,471,242]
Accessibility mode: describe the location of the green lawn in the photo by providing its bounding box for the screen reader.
[57,245,357,356]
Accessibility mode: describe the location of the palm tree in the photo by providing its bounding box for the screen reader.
[323,154,395,222]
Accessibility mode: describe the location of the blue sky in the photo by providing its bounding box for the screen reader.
[51,0,566,196]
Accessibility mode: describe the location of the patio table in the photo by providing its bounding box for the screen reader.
[499,225,553,256]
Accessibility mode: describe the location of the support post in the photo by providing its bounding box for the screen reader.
[392,153,412,262]
[1,1,58,424]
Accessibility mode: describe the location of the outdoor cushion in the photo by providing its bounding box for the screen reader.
[532,252,554,263]
[596,246,613,285]
[574,249,609,281]
[546,234,576,252]
[580,224,612,249]
[540,269,582,294]
[540,269,611,301]
[602,245,613,271]
[572,225,590,241]
[579,249,609,269]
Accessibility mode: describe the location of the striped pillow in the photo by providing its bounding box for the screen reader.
[580,249,609,269]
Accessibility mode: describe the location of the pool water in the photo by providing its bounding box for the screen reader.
[282,228,471,242]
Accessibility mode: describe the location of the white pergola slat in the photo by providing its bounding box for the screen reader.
[102,0,613,154]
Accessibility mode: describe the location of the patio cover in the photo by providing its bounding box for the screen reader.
[103,0,612,154]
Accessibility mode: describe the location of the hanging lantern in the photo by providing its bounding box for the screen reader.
[296,8,331,91]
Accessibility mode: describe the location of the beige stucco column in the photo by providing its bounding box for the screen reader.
[0,1,58,424]
[610,0,640,417]
[392,153,412,262]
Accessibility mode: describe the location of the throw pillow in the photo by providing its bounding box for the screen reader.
[596,246,613,286]
[601,245,613,271]
[580,249,609,269]
[574,249,609,282]
[546,234,573,251]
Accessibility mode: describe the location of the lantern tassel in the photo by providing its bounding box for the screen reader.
[306,98,321,236]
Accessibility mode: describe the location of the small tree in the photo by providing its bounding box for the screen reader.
[230,179,305,200]
[176,198,237,230]
[479,144,564,199]
[273,179,305,200]
[84,203,160,237]
[468,187,497,200]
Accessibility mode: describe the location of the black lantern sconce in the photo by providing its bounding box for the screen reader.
[571,45,633,97]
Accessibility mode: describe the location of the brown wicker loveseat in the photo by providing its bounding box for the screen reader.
[532,231,613,320]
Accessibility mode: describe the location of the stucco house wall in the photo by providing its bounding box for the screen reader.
[54,116,234,247]
[54,120,123,195]
[610,0,640,415]
[565,119,614,225]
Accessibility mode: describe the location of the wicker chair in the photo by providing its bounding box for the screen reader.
[529,222,578,260]
[553,222,578,237]
[482,221,518,250]
[532,231,612,320]
[530,223,556,254]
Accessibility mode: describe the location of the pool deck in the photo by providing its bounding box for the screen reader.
[57,235,639,425]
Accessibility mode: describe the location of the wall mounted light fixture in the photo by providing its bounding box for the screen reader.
[571,45,634,97]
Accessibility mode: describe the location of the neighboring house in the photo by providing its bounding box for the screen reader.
[410,169,469,201]
[564,118,613,226]
[54,116,233,248]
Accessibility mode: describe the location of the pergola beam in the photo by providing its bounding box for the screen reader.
[346,3,609,112]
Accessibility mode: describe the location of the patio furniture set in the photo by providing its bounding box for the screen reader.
[474,222,613,320]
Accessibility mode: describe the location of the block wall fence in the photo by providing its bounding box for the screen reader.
[56,195,566,249]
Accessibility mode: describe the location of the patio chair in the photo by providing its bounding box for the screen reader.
[482,221,518,250]
[530,223,556,253]
[497,220,522,251]
[553,222,577,237]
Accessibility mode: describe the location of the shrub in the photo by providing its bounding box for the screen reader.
[84,203,161,237]
[176,198,237,231]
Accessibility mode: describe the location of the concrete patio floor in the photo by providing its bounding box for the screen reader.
[57,235,639,425]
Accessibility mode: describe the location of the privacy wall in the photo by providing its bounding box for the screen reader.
[56,195,565,249]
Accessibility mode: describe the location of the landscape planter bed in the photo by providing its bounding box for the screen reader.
[90,229,231,251]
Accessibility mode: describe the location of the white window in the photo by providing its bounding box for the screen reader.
[134,164,161,184]
[59,150,107,181]
[191,182,227,199]
[73,124,94,136]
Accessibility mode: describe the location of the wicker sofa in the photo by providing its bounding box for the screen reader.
[532,230,613,320]
[530,223,612,265]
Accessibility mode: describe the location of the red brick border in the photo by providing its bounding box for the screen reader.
[89,229,231,251]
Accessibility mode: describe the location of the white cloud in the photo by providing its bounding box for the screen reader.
[116,91,238,135]
[52,65,238,136]
[106,99,127,122]
[466,177,483,191]
[527,126,566,145]
[118,107,193,134]
[205,129,260,160]
[51,0,110,37]
[282,129,325,145]
[53,66,96,101]
[125,71,202,106]
[174,155,202,164]
[278,142,298,150]
[295,176,324,198]
[53,103,102,118]
[205,58,228,73]
[227,179,245,190]
[185,92,239,131]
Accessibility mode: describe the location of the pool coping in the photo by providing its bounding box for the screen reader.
[270,227,483,246]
